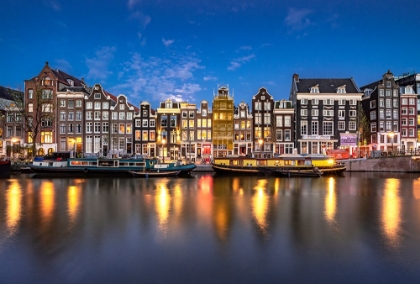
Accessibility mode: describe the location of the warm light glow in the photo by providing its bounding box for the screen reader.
[198,175,213,194]
[413,179,420,200]
[382,179,401,248]
[155,181,170,236]
[67,185,81,227]
[40,181,55,222]
[6,180,22,236]
[324,177,336,224]
[252,179,269,237]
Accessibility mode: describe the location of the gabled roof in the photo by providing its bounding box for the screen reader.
[296,78,360,93]
[52,69,86,89]
[0,86,23,100]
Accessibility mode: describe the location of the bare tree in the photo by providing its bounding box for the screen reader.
[0,82,55,158]
[358,102,371,146]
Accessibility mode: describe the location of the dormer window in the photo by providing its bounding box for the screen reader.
[67,79,74,86]
[94,93,101,99]
[166,101,172,108]
[310,85,319,93]
[405,86,413,94]
[337,85,346,93]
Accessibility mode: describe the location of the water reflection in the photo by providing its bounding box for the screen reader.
[252,179,269,239]
[381,178,401,248]
[324,177,337,225]
[6,180,22,236]
[1,173,420,283]
[154,179,171,237]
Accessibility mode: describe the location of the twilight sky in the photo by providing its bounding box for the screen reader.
[1,0,420,107]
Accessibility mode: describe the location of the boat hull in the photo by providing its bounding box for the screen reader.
[211,163,265,176]
[129,170,180,178]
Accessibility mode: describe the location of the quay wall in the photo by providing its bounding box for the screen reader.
[343,156,420,172]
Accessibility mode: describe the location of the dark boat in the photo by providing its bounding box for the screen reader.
[258,166,323,177]
[0,159,11,177]
[211,163,265,176]
[129,170,180,178]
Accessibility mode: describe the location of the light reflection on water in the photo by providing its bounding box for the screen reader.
[1,172,420,283]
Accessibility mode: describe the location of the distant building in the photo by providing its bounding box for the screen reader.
[252,88,274,158]
[134,101,156,157]
[290,74,362,155]
[157,99,181,161]
[399,85,417,151]
[212,86,234,158]
[361,70,400,152]
[233,100,252,156]
[196,101,212,163]
[273,99,295,154]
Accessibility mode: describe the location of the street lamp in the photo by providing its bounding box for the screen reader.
[388,132,395,153]
[162,138,166,163]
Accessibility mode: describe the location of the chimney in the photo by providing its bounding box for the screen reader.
[293,73,299,82]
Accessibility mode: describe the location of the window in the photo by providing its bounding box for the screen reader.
[86,102,93,109]
[112,112,118,120]
[189,111,194,118]
[311,121,318,135]
[102,111,109,120]
[68,124,74,133]
[371,122,377,132]
[393,109,398,119]
[284,130,291,141]
[68,112,74,120]
[41,117,53,127]
[119,123,125,134]
[409,108,415,115]
[402,108,407,115]
[349,99,357,105]
[312,99,319,105]
[323,121,333,135]
[28,103,33,112]
[379,110,384,119]
[385,109,391,119]
[135,130,141,140]
[142,119,148,127]
[255,101,262,110]
[284,116,291,127]
[119,112,125,120]
[102,102,109,109]
[76,100,82,107]
[323,110,333,116]
[41,132,52,143]
[86,122,92,133]
[170,116,177,127]
[60,124,66,134]
[310,86,319,93]
[338,110,345,118]
[68,100,74,109]
[301,121,308,135]
[264,102,271,110]
[60,100,66,107]
[393,89,398,97]
[126,123,132,134]
[349,121,356,130]
[386,99,391,108]
[386,89,391,96]
[393,99,398,107]
[311,109,319,116]
[60,112,66,121]
[255,113,262,124]
[301,109,308,116]
[409,118,415,126]
[338,99,346,105]
[324,99,334,105]
[276,116,282,127]
[94,122,101,133]
[370,101,376,108]
[28,89,33,99]
[127,112,133,120]
[182,111,187,118]
[349,110,356,117]
[94,93,101,99]
[142,131,148,141]
[86,111,93,120]
[161,115,168,127]
[150,119,155,127]
[42,103,53,112]
[94,102,101,109]
[301,99,308,105]
[94,111,101,120]
[409,98,416,105]
[102,122,109,133]
[338,121,345,130]
[386,81,391,88]
[41,89,53,99]
[379,89,384,97]
[76,111,82,121]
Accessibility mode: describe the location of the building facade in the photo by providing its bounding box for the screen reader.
[273,99,295,154]
[290,74,362,155]
[212,86,234,158]
[233,101,252,156]
[361,70,401,152]
[252,88,274,158]
[134,101,156,157]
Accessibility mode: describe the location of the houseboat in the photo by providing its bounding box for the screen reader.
[211,154,346,176]
[29,152,196,177]
[0,159,11,177]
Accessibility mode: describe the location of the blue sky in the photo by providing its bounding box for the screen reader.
[1,0,420,107]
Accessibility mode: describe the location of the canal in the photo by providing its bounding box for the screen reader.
[1,172,420,283]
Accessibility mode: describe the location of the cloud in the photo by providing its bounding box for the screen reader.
[85,46,116,81]
[284,8,313,31]
[130,11,151,28]
[227,54,255,71]
[112,53,204,103]
[203,76,217,81]
[162,38,175,47]
[54,59,72,72]
[127,0,141,9]
[44,0,61,11]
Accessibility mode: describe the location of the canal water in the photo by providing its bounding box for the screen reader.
[1,172,420,283]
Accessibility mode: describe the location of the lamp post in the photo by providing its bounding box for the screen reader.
[162,138,166,163]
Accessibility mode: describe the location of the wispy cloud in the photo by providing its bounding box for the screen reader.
[54,59,72,72]
[127,0,141,9]
[85,46,116,81]
[130,11,151,28]
[203,75,217,81]
[284,8,313,31]
[227,54,255,71]
[162,38,175,47]
[44,0,61,11]
[112,53,204,103]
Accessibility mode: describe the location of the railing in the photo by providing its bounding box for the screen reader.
[369,149,420,158]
